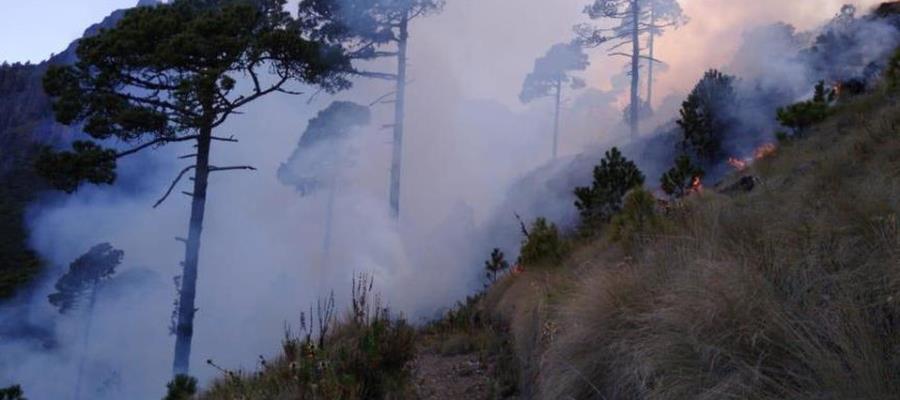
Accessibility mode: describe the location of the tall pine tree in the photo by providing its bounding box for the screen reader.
[520,42,589,159]
[48,243,123,400]
[298,0,444,218]
[576,0,686,134]
[39,0,351,375]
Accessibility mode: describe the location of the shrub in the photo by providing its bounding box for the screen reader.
[776,81,834,137]
[164,375,197,400]
[518,218,568,266]
[574,147,645,232]
[610,187,664,252]
[201,274,416,399]
[677,69,739,162]
[660,155,704,199]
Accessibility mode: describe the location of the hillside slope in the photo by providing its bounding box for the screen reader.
[483,88,900,399]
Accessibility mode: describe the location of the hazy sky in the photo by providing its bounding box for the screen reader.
[1,0,138,63]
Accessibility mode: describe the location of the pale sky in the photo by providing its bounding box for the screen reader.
[1,0,139,63]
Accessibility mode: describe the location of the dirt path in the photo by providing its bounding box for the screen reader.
[411,346,494,400]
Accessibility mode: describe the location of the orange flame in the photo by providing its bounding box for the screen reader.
[753,143,776,160]
[727,143,777,171]
[511,264,525,275]
[689,176,703,194]
[728,157,748,171]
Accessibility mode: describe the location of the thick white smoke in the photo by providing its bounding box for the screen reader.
[1,0,896,399]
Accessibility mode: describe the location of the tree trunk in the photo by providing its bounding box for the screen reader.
[389,9,409,219]
[320,173,337,281]
[73,282,99,400]
[647,6,656,108]
[552,78,562,159]
[172,117,213,376]
[629,0,641,137]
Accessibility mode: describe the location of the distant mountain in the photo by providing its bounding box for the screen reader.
[0,0,157,298]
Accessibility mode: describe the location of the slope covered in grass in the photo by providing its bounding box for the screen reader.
[482,88,900,399]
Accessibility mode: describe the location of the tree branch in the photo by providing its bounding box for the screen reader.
[353,70,399,80]
[209,165,257,173]
[116,135,200,159]
[154,166,197,208]
[211,135,239,143]
[369,91,397,107]
[608,52,663,63]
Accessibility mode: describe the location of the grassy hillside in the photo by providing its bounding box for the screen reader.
[482,87,900,399]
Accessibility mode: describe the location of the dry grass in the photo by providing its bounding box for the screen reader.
[489,92,900,399]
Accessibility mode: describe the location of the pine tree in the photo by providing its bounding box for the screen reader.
[278,101,371,284]
[520,42,589,159]
[660,154,703,199]
[298,0,445,218]
[484,248,510,284]
[38,0,351,376]
[48,243,123,400]
[776,81,834,137]
[576,0,686,135]
[676,69,738,163]
[574,147,645,230]
[644,0,687,107]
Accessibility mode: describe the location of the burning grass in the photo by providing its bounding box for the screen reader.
[728,142,778,172]
[484,90,900,399]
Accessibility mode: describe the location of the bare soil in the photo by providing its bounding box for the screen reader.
[411,346,494,400]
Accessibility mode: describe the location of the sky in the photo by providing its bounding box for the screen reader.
[0,0,139,63]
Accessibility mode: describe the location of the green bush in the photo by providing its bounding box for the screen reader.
[574,147,645,232]
[776,81,834,137]
[518,218,568,266]
[610,188,665,253]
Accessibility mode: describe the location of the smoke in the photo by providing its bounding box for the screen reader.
[2,0,900,399]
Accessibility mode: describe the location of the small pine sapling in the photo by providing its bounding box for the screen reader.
[484,248,510,284]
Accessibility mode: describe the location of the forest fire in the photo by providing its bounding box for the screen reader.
[728,143,777,171]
